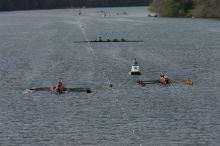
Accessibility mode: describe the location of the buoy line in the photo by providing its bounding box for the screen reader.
[75,16,142,145]
[76,17,109,83]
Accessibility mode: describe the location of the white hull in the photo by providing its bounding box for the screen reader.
[129,65,141,75]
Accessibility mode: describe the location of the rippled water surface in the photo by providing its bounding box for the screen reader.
[0,7,220,146]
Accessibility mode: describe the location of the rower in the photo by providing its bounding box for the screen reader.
[55,81,64,93]
[159,74,170,84]
[159,74,165,84]
[121,38,125,42]
[113,38,119,42]
[98,37,102,42]
[94,38,98,42]
[107,37,110,42]
[164,75,170,84]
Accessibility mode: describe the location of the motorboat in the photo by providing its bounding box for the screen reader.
[148,13,158,17]
[129,65,141,75]
[129,59,141,75]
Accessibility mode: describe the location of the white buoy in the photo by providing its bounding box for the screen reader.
[129,58,141,75]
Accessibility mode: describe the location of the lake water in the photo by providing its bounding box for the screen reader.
[0,7,220,146]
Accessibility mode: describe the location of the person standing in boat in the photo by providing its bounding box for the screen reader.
[133,58,138,66]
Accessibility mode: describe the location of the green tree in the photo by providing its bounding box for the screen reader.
[189,0,220,18]
[149,0,184,17]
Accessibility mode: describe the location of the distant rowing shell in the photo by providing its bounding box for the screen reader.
[23,87,92,94]
[74,40,143,43]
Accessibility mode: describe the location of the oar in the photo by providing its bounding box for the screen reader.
[66,87,92,93]
[144,81,160,84]
[74,41,91,43]
[29,87,51,91]
[136,80,160,86]
[137,80,160,84]
[170,78,193,86]
[142,80,160,83]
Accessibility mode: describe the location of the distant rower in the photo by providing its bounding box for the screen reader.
[55,81,64,93]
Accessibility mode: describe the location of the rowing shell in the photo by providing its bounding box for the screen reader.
[24,87,92,94]
[137,79,193,86]
[74,40,143,43]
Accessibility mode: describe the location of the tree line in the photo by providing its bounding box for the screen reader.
[0,0,151,11]
[149,0,220,18]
